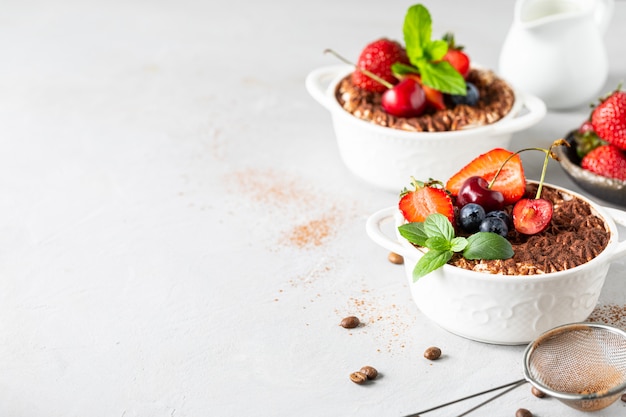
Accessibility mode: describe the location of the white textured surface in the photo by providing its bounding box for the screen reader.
[1,1,626,416]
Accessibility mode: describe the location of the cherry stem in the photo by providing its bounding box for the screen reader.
[488,139,568,199]
[324,49,394,89]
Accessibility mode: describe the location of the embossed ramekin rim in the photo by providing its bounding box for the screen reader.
[366,181,626,344]
[306,65,547,192]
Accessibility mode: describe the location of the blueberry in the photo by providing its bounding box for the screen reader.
[479,216,509,237]
[459,203,486,233]
[449,82,480,106]
[486,210,511,227]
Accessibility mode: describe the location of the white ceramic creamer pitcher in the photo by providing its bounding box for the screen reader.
[499,0,613,109]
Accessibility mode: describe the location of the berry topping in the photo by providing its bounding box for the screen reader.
[581,144,626,181]
[399,179,455,224]
[449,82,479,106]
[512,198,554,235]
[456,176,505,212]
[382,77,427,117]
[458,203,485,233]
[351,38,410,93]
[441,32,470,79]
[406,74,446,111]
[510,140,566,235]
[446,148,526,205]
[485,210,511,227]
[478,216,509,237]
[591,89,626,150]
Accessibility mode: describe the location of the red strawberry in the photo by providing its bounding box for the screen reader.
[442,33,470,79]
[446,148,526,205]
[581,144,626,181]
[399,179,455,224]
[591,90,626,150]
[352,38,410,93]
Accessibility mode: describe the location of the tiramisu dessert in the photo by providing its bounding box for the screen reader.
[397,140,610,278]
[327,3,515,132]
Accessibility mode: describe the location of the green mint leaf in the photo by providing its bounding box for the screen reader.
[413,249,453,281]
[403,4,432,64]
[424,213,454,241]
[417,60,466,95]
[425,236,451,251]
[398,222,428,247]
[450,237,468,252]
[463,232,514,260]
[391,62,420,76]
[424,39,448,61]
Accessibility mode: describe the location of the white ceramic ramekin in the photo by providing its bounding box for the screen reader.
[366,183,626,345]
[306,65,547,193]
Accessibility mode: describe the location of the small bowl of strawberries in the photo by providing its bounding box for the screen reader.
[556,87,626,207]
[306,3,546,192]
[366,142,626,344]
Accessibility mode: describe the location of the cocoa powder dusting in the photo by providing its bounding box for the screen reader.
[227,168,342,249]
[335,289,415,353]
[336,68,514,132]
[588,304,626,330]
[284,215,334,249]
[450,184,610,275]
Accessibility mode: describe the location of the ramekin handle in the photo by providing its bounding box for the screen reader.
[604,206,626,261]
[305,65,349,111]
[366,207,417,259]
[488,91,547,136]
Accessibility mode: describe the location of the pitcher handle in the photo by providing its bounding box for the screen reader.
[594,0,614,35]
[603,206,626,262]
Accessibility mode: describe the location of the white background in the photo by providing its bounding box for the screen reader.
[1,1,626,416]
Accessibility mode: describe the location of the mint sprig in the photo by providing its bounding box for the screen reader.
[398,213,514,281]
[392,4,466,95]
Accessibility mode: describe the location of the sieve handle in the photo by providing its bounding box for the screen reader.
[604,206,626,262]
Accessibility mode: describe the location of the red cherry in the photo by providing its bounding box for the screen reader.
[512,198,553,235]
[382,78,427,118]
[406,74,446,111]
[456,176,505,212]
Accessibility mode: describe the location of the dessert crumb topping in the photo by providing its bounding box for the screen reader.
[335,68,515,132]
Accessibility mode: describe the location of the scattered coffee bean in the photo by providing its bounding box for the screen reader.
[340,316,360,329]
[359,365,378,380]
[531,386,546,398]
[622,393,626,402]
[423,346,442,360]
[388,252,404,265]
[349,371,368,384]
[515,408,532,417]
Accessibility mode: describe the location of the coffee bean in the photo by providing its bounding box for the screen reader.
[515,408,532,417]
[622,393,626,402]
[349,371,367,384]
[424,346,442,360]
[388,252,404,265]
[531,386,546,398]
[340,316,360,329]
[359,365,378,380]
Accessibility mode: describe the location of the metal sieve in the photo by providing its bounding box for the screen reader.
[523,322,626,412]
[403,322,626,416]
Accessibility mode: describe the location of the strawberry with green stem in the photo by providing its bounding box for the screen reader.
[581,144,626,181]
[398,178,455,225]
[591,87,626,150]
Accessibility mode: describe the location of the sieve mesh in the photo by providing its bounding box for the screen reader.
[524,323,626,412]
